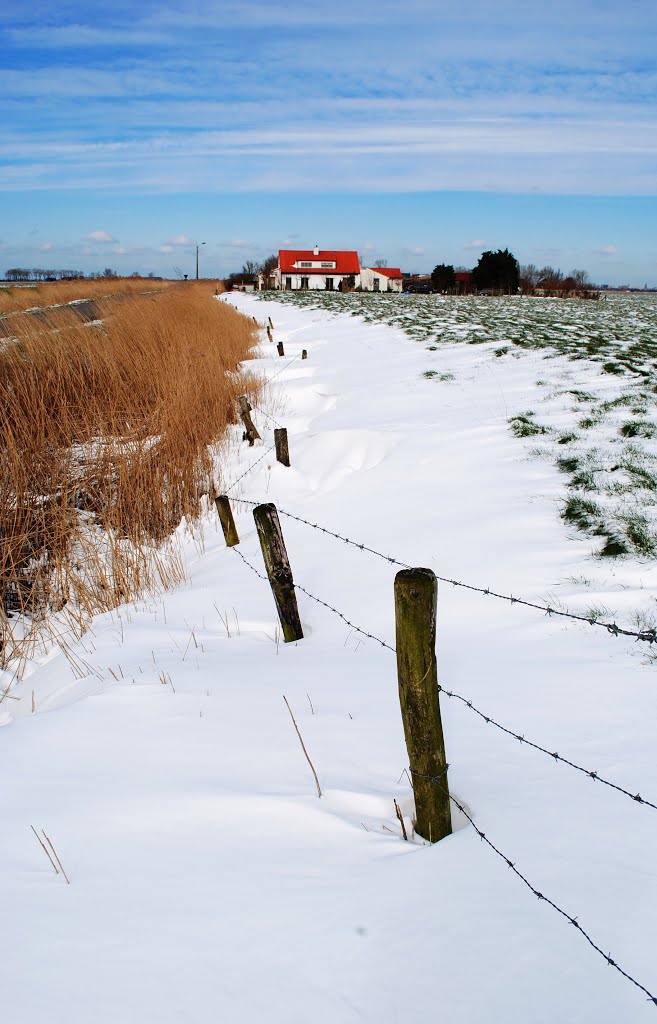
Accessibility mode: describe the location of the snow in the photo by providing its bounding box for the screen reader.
[2,293,657,1022]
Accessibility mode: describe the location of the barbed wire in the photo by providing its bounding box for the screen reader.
[249,402,285,430]
[232,543,657,1007]
[411,768,657,1008]
[224,444,276,493]
[231,499,656,644]
[231,545,657,814]
[232,548,395,651]
[437,685,657,811]
[262,351,301,387]
[232,547,268,580]
[293,582,396,652]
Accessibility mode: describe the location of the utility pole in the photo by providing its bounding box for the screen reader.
[196,241,206,280]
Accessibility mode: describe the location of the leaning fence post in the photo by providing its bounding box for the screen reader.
[239,394,261,444]
[394,568,451,843]
[301,349,308,360]
[274,428,290,467]
[215,495,240,547]
[267,326,273,342]
[277,341,285,357]
[253,503,303,642]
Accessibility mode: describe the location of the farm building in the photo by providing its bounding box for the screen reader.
[274,247,360,292]
[270,248,402,292]
[360,266,403,292]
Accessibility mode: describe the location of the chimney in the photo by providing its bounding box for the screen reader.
[313,244,319,256]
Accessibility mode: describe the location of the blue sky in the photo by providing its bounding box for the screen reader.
[1,1,656,284]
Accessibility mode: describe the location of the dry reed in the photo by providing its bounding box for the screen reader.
[0,276,173,315]
[0,284,259,661]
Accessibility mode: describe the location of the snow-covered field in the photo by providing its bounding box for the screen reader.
[2,292,657,1023]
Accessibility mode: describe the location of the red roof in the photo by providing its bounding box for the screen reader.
[278,249,360,275]
[367,267,402,280]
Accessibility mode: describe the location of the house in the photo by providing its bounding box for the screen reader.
[455,271,473,295]
[274,247,360,291]
[360,266,403,293]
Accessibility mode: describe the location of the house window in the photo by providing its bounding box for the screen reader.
[373,278,380,291]
[299,261,312,267]
[285,277,292,290]
[300,276,309,290]
[325,278,334,291]
[320,262,335,268]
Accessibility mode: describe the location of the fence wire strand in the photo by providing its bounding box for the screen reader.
[230,524,657,1010]
[415,769,657,1008]
[231,546,657,814]
[232,498,656,644]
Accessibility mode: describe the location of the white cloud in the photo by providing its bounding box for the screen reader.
[159,244,174,253]
[112,246,129,255]
[87,230,115,243]
[38,242,53,251]
[463,239,487,250]
[226,239,253,248]
[596,244,618,255]
[167,235,195,246]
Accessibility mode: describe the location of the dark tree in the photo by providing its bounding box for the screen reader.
[471,249,520,293]
[430,263,456,292]
[260,254,278,288]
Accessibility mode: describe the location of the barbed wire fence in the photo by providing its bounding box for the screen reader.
[232,540,657,1009]
[220,316,657,1010]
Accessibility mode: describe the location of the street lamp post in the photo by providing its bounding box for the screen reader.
[196,241,206,280]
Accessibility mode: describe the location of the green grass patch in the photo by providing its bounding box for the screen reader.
[619,420,657,438]
[509,413,551,438]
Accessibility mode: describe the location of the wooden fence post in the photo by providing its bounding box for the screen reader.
[238,394,261,444]
[394,567,451,843]
[301,349,308,360]
[277,341,285,357]
[267,326,273,342]
[215,495,239,547]
[253,503,303,643]
[268,317,274,329]
[274,428,290,467]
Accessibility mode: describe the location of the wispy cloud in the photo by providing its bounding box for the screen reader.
[166,235,195,246]
[463,239,487,250]
[87,230,115,243]
[596,244,618,254]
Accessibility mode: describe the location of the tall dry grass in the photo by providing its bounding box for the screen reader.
[0,276,173,314]
[0,284,259,661]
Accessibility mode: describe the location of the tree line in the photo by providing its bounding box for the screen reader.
[4,268,162,283]
[431,250,596,297]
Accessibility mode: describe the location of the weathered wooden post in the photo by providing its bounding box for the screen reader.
[301,349,308,360]
[214,495,240,547]
[394,568,451,843]
[266,326,273,342]
[268,317,274,329]
[274,428,290,467]
[253,503,303,643]
[277,341,285,357]
[238,394,261,445]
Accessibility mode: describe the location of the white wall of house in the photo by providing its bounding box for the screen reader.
[273,270,354,291]
[360,268,402,292]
